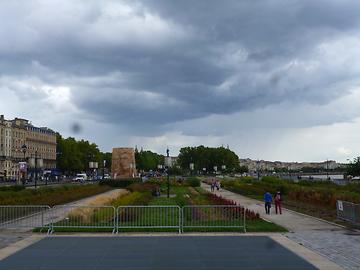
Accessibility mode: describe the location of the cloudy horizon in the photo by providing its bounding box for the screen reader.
[1,0,360,162]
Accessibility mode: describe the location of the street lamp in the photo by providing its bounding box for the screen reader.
[189,163,194,175]
[102,160,106,180]
[34,150,38,189]
[165,147,170,198]
[326,159,329,180]
[56,151,62,183]
[21,144,27,186]
[221,164,226,174]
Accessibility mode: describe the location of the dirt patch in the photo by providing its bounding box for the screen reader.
[188,187,199,196]
[68,189,129,221]
[81,189,129,206]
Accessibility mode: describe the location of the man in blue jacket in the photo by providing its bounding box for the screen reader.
[264,192,273,214]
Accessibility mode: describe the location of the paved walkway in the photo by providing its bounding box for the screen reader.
[202,183,360,270]
[0,236,322,270]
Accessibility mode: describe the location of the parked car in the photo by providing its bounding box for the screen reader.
[73,173,87,182]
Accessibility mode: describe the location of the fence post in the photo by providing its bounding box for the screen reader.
[243,207,246,233]
[112,206,116,234]
[116,206,119,234]
[179,206,182,234]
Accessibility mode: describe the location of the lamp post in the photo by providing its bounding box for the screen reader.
[213,166,217,175]
[34,150,38,189]
[165,147,170,198]
[189,163,194,176]
[21,144,27,186]
[221,164,226,175]
[56,151,62,183]
[102,160,106,180]
[326,159,329,180]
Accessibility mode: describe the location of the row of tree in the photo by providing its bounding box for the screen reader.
[56,136,248,175]
[56,134,111,174]
[347,157,360,177]
[135,149,164,171]
[177,146,247,173]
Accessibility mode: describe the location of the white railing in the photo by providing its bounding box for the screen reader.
[0,205,247,233]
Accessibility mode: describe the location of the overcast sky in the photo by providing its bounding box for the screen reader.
[1,0,360,162]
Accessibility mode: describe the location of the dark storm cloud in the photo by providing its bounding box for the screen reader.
[1,0,360,135]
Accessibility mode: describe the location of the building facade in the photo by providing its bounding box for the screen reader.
[239,158,340,173]
[0,115,57,181]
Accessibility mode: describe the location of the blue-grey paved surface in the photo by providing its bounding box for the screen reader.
[0,236,317,270]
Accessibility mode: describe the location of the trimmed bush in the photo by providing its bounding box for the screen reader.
[0,185,25,192]
[0,184,111,206]
[187,177,201,187]
[99,178,141,188]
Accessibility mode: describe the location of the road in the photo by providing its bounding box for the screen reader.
[201,183,360,270]
[0,179,100,188]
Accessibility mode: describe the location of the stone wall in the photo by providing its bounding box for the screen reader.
[111,147,137,179]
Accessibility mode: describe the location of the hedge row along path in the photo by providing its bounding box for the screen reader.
[201,182,360,270]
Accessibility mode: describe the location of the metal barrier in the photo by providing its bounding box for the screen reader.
[182,205,246,232]
[337,200,360,226]
[0,205,51,231]
[117,206,181,233]
[50,205,116,233]
[0,205,248,233]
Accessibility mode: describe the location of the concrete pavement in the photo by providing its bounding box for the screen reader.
[201,183,339,232]
[201,183,360,270]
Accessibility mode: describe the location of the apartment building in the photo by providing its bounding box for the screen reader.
[239,158,340,172]
[0,115,57,181]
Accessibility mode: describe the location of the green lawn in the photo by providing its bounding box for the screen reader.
[34,181,287,233]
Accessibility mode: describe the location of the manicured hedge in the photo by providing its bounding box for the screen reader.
[99,178,141,188]
[186,177,201,187]
[0,184,111,206]
[0,185,25,192]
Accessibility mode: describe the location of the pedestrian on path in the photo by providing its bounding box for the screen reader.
[216,180,220,191]
[211,180,215,192]
[274,191,282,214]
[264,191,272,214]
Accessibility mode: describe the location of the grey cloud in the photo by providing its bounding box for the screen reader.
[1,0,360,136]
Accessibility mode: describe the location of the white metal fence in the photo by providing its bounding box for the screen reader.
[0,205,51,232]
[0,205,247,233]
[117,206,181,233]
[182,205,246,232]
[337,200,360,226]
[50,205,117,233]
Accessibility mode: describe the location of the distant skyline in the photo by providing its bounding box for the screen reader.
[1,1,360,162]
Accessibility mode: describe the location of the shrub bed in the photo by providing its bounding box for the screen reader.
[99,178,141,188]
[0,184,111,206]
[220,176,360,222]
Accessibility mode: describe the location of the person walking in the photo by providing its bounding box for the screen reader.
[264,191,272,214]
[274,191,282,214]
[211,180,215,192]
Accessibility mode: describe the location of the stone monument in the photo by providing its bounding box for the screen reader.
[111,147,137,179]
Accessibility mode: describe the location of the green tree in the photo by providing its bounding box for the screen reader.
[347,157,360,177]
[135,149,164,171]
[56,134,107,175]
[177,145,240,173]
